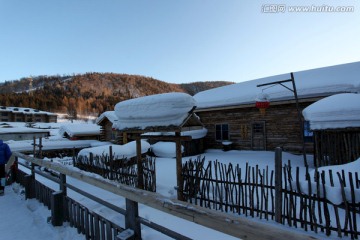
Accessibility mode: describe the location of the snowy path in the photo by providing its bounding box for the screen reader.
[0,184,84,240]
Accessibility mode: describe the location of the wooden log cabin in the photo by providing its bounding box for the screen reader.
[96,111,122,143]
[193,62,360,154]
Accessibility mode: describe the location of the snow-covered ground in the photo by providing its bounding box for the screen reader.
[3,144,337,240]
[1,149,320,240]
[0,184,84,240]
[1,120,358,239]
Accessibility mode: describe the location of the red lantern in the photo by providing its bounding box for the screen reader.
[255,93,270,115]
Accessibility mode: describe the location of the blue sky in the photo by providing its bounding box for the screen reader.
[1,0,359,84]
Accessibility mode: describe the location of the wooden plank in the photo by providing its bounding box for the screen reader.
[175,132,184,201]
[135,137,144,190]
[125,199,141,239]
[14,152,318,240]
[51,191,64,226]
[85,208,90,239]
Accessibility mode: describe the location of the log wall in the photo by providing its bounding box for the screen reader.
[196,101,314,153]
[314,129,360,166]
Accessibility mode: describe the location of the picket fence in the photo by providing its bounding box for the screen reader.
[182,156,360,239]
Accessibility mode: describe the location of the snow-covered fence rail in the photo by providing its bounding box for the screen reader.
[182,149,360,239]
[12,151,317,240]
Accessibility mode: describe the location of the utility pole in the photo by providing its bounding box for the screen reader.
[257,73,308,167]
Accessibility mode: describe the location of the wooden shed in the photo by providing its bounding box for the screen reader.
[113,92,202,200]
[303,93,360,167]
[96,111,121,143]
[59,123,101,140]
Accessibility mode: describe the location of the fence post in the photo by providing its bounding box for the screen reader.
[125,198,141,240]
[24,174,35,199]
[109,145,114,180]
[59,173,68,221]
[136,137,144,190]
[275,147,283,223]
[175,132,184,201]
[72,147,76,166]
[51,191,64,226]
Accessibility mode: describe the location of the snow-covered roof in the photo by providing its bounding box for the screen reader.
[0,123,50,134]
[113,92,197,131]
[194,62,360,109]
[95,111,118,125]
[59,123,101,137]
[302,93,360,130]
[0,106,57,116]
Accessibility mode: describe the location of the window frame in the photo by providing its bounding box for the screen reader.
[215,123,230,141]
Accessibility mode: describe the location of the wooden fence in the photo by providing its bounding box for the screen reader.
[16,169,124,239]
[75,152,156,192]
[313,130,360,167]
[182,151,360,239]
[12,151,317,240]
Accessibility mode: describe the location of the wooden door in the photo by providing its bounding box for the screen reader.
[251,121,266,150]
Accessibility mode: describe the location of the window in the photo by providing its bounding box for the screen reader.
[304,121,313,142]
[252,123,264,134]
[215,124,229,141]
[111,130,118,142]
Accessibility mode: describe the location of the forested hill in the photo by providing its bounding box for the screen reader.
[0,73,233,118]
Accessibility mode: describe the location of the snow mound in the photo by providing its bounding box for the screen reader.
[78,140,150,159]
[142,128,208,140]
[114,93,197,131]
[151,142,184,158]
[302,93,360,130]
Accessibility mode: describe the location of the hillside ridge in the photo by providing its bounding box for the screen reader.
[0,72,233,118]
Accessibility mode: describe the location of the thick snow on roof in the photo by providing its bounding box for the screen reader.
[303,93,360,130]
[0,125,50,134]
[194,62,360,109]
[59,123,101,137]
[0,106,56,115]
[114,93,197,131]
[78,140,150,159]
[95,111,118,124]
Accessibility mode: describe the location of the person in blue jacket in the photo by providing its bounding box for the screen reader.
[0,140,12,195]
